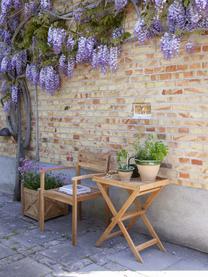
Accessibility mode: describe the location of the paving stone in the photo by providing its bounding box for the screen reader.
[0,192,208,275]
[0,244,16,259]
[105,247,182,271]
[164,258,208,270]
[0,257,52,277]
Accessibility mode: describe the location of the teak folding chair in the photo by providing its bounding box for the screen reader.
[39,150,110,245]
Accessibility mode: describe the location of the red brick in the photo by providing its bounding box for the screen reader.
[178,128,189,133]
[179,172,190,179]
[191,159,203,166]
[179,158,190,163]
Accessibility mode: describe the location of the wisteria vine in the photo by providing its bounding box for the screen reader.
[1,0,208,112]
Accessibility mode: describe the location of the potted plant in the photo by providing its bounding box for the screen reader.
[117,149,134,181]
[19,160,68,221]
[135,135,168,182]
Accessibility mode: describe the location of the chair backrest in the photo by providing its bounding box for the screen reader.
[76,150,110,175]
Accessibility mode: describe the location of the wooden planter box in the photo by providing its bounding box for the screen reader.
[22,187,68,221]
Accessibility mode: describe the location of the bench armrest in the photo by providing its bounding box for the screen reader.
[72,173,104,182]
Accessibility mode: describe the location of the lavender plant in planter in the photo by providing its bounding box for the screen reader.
[135,135,168,182]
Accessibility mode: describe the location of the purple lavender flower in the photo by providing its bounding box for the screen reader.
[3,100,11,113]
[18,159,39,174]
[115,0,128,12]
[109,46,118,72]
[0,56,10,73]
[40,0,51,10]
[26,64,39,85]
[67,58,75,78]
[160,32,180,59]
[167,1,186,33]
[11,84,18,103]
[48,27,66,54]
[66,36,75,51]
[134,19,151,44]
[76,37,95,63]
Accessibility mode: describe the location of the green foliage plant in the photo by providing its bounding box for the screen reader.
[117,148,134,171]
[135,135,168,165]
[23,172,63,191]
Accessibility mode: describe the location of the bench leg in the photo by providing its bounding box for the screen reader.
[72,203,78,246]
[39,189,45,232]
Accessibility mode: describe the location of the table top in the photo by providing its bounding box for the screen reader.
[93,174,169,192]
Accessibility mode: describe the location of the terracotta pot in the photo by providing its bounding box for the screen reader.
[118,168,133,182]
[135,160,160,182]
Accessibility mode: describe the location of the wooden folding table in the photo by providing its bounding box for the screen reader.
[93,174,169,263]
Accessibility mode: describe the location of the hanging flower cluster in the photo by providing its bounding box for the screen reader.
[133,0,208,59]
[0,0,208,114]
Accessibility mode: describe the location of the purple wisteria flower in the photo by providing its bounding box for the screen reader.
[185,41,194,53]
[134,19,151,44]
[112,27,124,39]
[66,36,75,51]
[73,8,83,22]
[109,46,118,72]
[0,30,11,45]
[39,66,61,94]
[67,58,75,78]
[59,54,67,75]
[0,56,10,73]
[13,0,21,10]
[167,0,186,33]
[160,32,180,59]
[76,37,95,63]
[3,100,11,113]
[11,84,18,103]
[40,0,51,10]
[0,13,6,25]
[195,0,208,10]
[48,27,66,54]
[24,1,37,18]
[1,80,7,95]
[92,45,110,74]
[1,0,13,14]
[11,51,27,76]
[115,0,128,12]
[26,64,39,85]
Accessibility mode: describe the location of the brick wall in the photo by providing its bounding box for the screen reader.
[0,6,207,189]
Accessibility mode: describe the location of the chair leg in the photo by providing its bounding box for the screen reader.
[39,189,45,232]
[78,202,82,221]
[72,203,78,246]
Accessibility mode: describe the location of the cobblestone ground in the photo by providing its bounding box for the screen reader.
[0,192,208,277]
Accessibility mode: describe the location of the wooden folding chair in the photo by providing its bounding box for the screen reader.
[39,150,110,245]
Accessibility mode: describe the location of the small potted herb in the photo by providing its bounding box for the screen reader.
[135,135,168,182]
[117,149,134,181]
